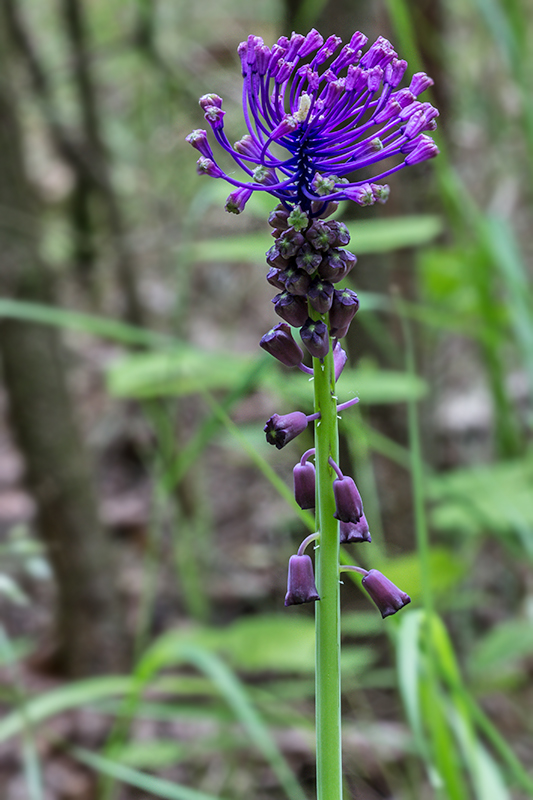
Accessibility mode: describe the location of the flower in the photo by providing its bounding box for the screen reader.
[339,515,371,543]
[361,569,411,618]
[264,411,309,448]
[285,554,320,605]
[187,31,438,215]
[260,322,304,366]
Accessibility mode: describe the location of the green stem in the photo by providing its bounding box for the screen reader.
[313,338,343,800]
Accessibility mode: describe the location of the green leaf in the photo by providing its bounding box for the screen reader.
[429,455,533,540]
[107,348,256,398]
[72,747,226,800]
[468,619,533,685]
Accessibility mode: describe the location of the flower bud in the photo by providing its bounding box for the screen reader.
[281,265,311,296]
[264,411,308,449]
[277,228,306,258]
[333,342,348,380]
[318,248,353,283]
[361,570,411,618]
[268,205,291,230]
[333,474,363,523]
[295,244,323,275]
[326,220,351,247]
[284,554,320,606]
[329,289,360,338]
[339,515,371,543]
[305,220,337,251]
[260,323,304,367]
[266,266,285,290]
[307,278,334,314]
[225,187,253,214]
[293,461,316,509]
[300,318,330,359]
[272,292,308,327]
[287,205,309,232]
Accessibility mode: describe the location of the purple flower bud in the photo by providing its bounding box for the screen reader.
[284,554,320,606]
[371,183,390,204]
[326,220,351,247]
[344,183,375,206]
[409,72,434,96]
[277,229,306,259]
[196,157,224,178]
[404,136,440,165]
[272,292,308,327]
[293,461,316,509]
[329,289,360,338]
[199,93,223,110]
[264,411,308,449]
[295,244,323,275]
[268,205,290,230]
[266,266,285,290]
[281,265,311,296]
[333,474,363,523]
[185,129,213,159]
[300,318,330,359]
[318,248,352,283]
[299,29,324,58]
[260,322,304,367]
[361,570,411,618]
[307,278,334,314]
[339,514,371,543]
[203,105,226,130]
[234,134,262,158]
[305,220,337,251]
[385,58,407,87]
[225,187,253,214]
[333,342,348,380]
[266,245,288,269]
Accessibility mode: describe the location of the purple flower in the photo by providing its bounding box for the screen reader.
[264,411,308,448]
[333,342,348,380]
[329,288,360,337]
[187,31,438,214]
[260,322,304,367]
[272,292,309,327]
[284,554,320,605]
[361,570,411,618]
[339,514,371,543]
[333,474,364,523]
[300,318,330,359]
[293,460,316,509]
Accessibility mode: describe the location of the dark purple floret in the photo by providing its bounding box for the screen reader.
[300,319,330,359]
[318,249,354,283]
[295,244,323,275]
[277,229,306,259]
[284,554,320,606]
[260,322,304,367]
[266,266,286,290]
[339,515,371,543]
[272,292,309,327]
[281,265,312,296]
[268,205,291,230]
[329,289,360,337]
[327,221,351,247]
[361,569,411,618]
[187,30,438,215]
[306,220,337,252]
[266,245,289,270]
[308,278,334,314]
[333,474,364,523]
[264,411,308,449]
[293,460,316,509]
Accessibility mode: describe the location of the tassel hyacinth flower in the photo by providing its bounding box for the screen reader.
[188,27,436,800]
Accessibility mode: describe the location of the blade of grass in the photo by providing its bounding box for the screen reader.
[72,746,228,800]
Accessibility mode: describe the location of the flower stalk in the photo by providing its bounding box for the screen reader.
[312,336,343,800]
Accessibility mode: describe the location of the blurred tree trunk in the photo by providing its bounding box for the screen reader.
[3,0,144,325]
[0,7,129,676]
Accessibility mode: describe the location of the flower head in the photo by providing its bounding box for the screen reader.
[188,30,438,215]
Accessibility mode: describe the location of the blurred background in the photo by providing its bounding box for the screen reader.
[0,0,532,798]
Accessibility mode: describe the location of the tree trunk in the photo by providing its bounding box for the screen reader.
[0,5,129,676]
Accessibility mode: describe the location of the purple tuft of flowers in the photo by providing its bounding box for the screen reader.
[187,30,439,215]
